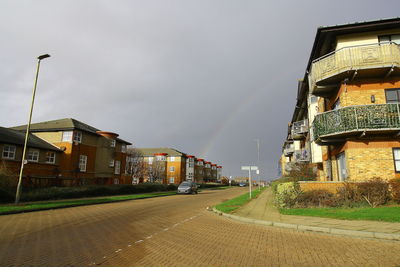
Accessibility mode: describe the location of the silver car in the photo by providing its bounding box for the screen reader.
[177,181,198,194]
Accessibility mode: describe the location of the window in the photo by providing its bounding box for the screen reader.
[62,131,73,142]
[393,148,400,172]
[385,88,400,103]
[121,144,127,153]
[156,155,166,161]
[170,166,175,172]
[27,149,39,162]
[169,157,175,162]
[115,160,121,175]
[379,34,400,44]
[73,131,82,143]
[148,157,153,164]
[46,152,56,164]
[169,177,175,184]
[2,145,16,159]
[109,160,115,167]
[110,139,116,147]
[337,152,347,181]
[79,155,87,172]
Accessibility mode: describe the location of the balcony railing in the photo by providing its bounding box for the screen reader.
[294,149,310,162]
[312,103,400,141]
[283,144,295,156]
[310,42,400,90]
[291,119,309,138]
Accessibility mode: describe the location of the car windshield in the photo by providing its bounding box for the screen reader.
[180,182,190,186]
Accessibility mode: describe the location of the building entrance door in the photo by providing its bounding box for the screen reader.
[337,152,347,181]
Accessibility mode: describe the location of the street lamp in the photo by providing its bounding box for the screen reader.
[254,139,261,189]
[15,54,51,204]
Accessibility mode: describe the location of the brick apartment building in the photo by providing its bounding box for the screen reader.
[137,149,222,184]
[11,118,132,185]
[281,18,400,182]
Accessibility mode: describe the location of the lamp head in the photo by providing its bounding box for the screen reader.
[37,54,51,60]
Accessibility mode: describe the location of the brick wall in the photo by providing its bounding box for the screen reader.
[298,181,345,194]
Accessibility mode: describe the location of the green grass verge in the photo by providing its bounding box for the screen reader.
[0,191,176,214]
[208,186,230,190]
[215,187,265,213]
[280,206,400,223]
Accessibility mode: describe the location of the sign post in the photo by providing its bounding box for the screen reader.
[241,166,258,199]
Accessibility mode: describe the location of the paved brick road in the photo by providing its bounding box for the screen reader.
[0,187,399,266]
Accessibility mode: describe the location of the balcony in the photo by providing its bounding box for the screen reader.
[283,141,295,156]
[309,42,400,95]
[294,149,310,162]
[291,119,309,139]
[312,103,400,143]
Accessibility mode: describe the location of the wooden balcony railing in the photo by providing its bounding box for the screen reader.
[310,42,400,89]
[312,103,400,141]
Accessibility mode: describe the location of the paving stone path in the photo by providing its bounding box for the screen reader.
[0,187,399,266]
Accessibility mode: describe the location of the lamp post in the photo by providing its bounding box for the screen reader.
[254,139,260,189]
[15,54,51,204]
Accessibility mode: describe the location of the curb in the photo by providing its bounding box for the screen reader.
[212,207,400,242]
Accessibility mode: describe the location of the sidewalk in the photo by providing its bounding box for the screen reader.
[224,188,400,241]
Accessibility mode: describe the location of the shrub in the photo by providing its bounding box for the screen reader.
[356,177,389,208]
[336,182,364,207]
[18,183,178,202]
[275,182,301,208]
[296,189,339,208]
[389,178,400,203]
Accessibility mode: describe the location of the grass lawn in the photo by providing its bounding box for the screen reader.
[280,206,400,223]
[0,191,176,215]
[215,187,266,213]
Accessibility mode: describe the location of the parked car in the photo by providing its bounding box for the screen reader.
[238,183,247,187]
[177,181,198,194]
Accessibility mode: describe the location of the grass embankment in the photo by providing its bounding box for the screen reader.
[215,187,266,213]
[0,191,176,215]
[280,206,400,223]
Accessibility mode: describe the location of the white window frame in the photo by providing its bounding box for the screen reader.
[110,139,116,148]
[73,131,82,143]
[115,160,121,175]
[109,159,115,167]
[170,166,175,172]
[156,155,166,161]
[62,131,73,142]
[169,156,175,162]
[79,155,87,172]
[121,144,127,153]
[148,157,154,164]
[393,148,400,172]
[27,149,39,162]
[169,177,174,184]
[2,145,16,159]
[45,151,56,164]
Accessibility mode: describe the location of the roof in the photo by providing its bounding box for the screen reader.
[136,147,186,157]
[12,118,100,134]
[0,127,61,151]
[11,118,132,145]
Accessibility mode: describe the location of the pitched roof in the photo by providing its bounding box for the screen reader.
[11,118,100,134]
[136,147,186,157]
[11,118,132,145]
[0,127,61,151]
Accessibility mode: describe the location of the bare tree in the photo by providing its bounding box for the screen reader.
[126,148,146,184]
[147,161,166,183]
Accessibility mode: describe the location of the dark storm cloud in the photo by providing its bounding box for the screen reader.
[1,0,399,179]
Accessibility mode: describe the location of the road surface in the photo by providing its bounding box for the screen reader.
[0,187,399,266]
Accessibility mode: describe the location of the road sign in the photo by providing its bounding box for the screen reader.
[241,166,258,171]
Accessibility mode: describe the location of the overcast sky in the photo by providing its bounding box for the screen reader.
[1,1,399,179]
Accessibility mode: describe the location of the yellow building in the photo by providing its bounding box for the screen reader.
[282,18,400,181]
